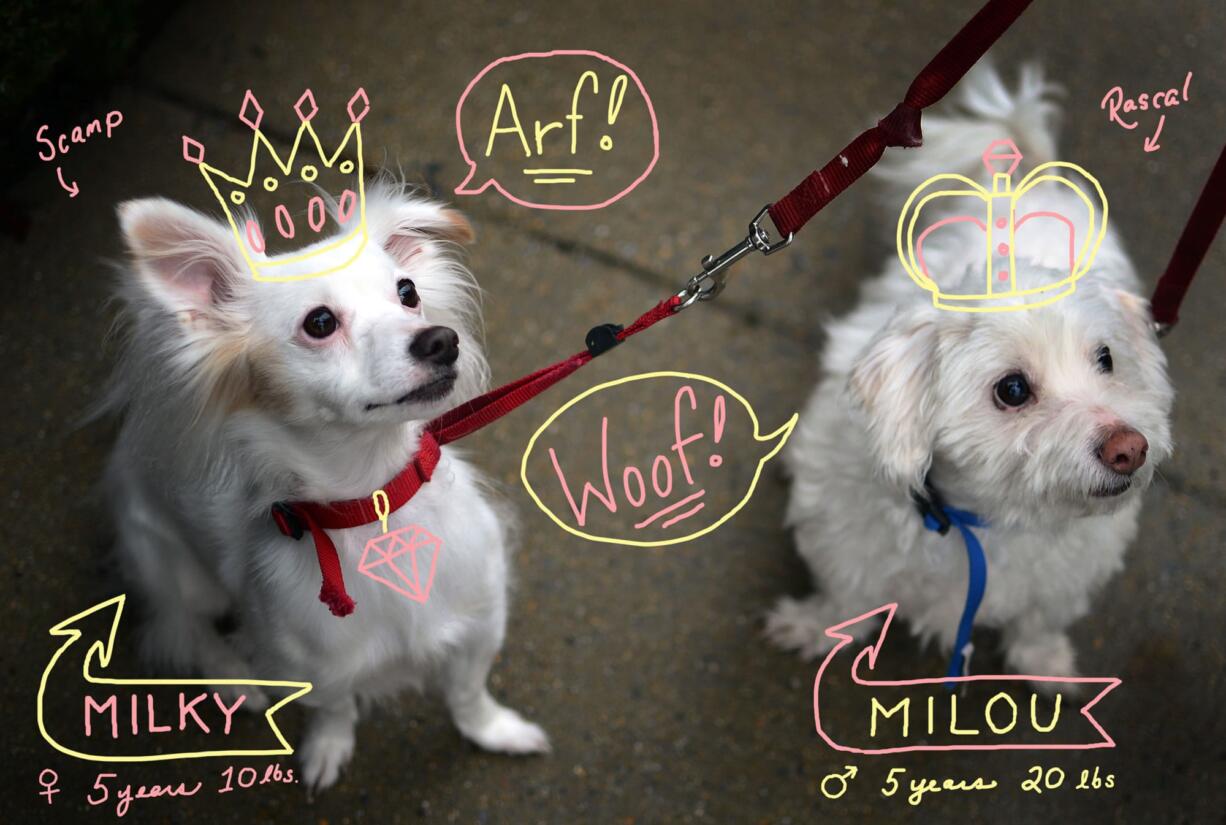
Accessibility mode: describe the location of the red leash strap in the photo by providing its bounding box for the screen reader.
[767,0,1033,239]
[426,295,682,445]
[1150,143,1226,333]
[271,297,679,616]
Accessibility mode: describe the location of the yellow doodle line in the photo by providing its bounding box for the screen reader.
[520,371,798,547]
[896,161,1108,313]
[36,594,312,762]
[193,98,368,283]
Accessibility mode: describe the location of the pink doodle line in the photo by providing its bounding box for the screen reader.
[634,489,706,529]
[812,603,1120,754]
[660,501,704,529]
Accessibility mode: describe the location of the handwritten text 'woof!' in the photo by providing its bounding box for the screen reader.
[521,372,796,546]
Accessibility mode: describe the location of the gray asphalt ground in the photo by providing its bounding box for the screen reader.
[4,1,1225,822]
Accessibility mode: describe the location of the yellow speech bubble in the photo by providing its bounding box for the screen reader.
[520,371,797,547]
[36,594,312,761]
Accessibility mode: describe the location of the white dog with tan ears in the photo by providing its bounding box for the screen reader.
[102,180,549,790]
[767,65,1174,684]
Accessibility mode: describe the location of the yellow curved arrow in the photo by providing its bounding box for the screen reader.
[36,594,312,761]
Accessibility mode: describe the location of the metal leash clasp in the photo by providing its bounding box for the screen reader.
[676,205,793,310]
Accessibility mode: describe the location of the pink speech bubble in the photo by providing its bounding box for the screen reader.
[454,50,660,210]
[812,603,1120,754]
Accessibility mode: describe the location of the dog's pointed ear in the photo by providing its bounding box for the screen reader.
[368,195,475,269]
[848,309,940,491]
[119,198,247,324]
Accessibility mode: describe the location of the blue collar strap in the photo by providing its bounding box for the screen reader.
[912,483,988,686]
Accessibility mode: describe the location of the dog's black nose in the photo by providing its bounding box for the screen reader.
[409,326,459,366]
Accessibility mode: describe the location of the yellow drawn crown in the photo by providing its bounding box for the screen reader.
[896,139,1108,313]
[182,88,370,282]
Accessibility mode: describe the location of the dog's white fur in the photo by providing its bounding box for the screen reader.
[767,65,1174,683]
[103,180,548,790]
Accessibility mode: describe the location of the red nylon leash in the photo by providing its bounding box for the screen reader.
[767,0,1034,238]
[1150,142,1226,334]
[427,295,681,445]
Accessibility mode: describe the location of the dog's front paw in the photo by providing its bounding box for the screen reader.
[1006,632,1081,696]
[463,706,551,755]
[212,682,270,713]
[299,720,356,791]
[764,596,838,660]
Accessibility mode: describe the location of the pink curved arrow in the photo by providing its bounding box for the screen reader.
[56,166,79,198]
[1143,115,1166,153]
[812,603,1120,754]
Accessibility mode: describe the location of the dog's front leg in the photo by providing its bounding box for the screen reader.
[442,624,551,755]
[765,593,882,660]
[299,696,359,791]
[1003,611,1081,696]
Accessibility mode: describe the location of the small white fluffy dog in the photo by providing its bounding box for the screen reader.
[767,65,1174,682]
[102,181,548,789]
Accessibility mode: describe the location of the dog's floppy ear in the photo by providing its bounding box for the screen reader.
[848,309,940,491]
[1109,288,1158,343]
[1108,286,1171,394]
[119,198,247,324]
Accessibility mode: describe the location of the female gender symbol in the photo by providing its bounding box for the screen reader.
[38,769,59,805]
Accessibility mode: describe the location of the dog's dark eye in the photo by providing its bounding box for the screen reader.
[994,372,1032,408]
[1096,345,1113,374]
[397,278,420,309]
[303,306,338,339]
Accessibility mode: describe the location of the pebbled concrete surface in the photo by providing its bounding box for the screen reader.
[3,1,1224,823]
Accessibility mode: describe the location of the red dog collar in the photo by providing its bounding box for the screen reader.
[271,430,442,616]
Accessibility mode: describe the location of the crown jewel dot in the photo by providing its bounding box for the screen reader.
[347,88,371,123]
[239,90,264,131]
[182,136,205,165]
[295,90,319,123]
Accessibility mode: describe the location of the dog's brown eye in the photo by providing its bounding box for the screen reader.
[303,306,338,339]
[1096,345,1113,373]
[994,372,1031,408]
[397,278,420,309]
